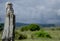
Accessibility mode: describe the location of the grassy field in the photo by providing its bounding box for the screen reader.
[0,27,60,41]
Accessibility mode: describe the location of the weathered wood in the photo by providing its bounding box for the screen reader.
[2,2,15,41]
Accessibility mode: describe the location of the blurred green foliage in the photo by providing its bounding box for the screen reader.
[15,30,27,40]
[34,30,52,38]
[0,23,4,31]
[20,24,40,31]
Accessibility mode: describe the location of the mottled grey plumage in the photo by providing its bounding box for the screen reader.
[2,2,15,41]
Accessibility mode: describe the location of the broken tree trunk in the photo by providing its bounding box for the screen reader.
[2,2,15,41]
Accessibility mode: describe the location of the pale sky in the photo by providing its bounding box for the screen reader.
[0,0,60,24]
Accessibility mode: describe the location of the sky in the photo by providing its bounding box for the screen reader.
[0,0,60,24]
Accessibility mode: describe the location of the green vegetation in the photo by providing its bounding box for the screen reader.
[0,23,4,31]
[15,27,60,41]
[15,30,27,40]
[34,30,52,38]
[20,24,40,31]
[0,24,60,41]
